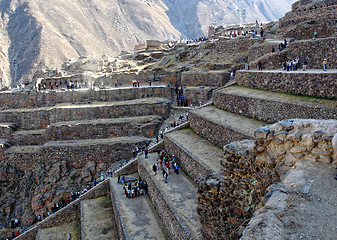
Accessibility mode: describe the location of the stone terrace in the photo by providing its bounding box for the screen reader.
[236,70,337,99]
[213,85,337,123]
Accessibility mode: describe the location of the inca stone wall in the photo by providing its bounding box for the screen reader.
[181,71,230,87]
[254,119,337,167]
[189,111,254,147]
[0,86,173,110]
[163,134,213,181]
[213,87,337,124]
[183,87,213,106]
[236,71,337,99]
[0,98,171,130]
[197,140,278,239]
[287,37,337,69]
[46,115,162,141]
[197,119,337,239]
[279,0,337,39]
[2,137,151,170]
[248,43,279,63]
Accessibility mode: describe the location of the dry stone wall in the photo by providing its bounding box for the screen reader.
[254,119,337,168]
[236,70,337,99]
[183,87,213,106]
[46,115,162,141]
[0,98,171,130]
[189,110,254,147]
[2,137,151,170]
[197,119,337,239]
[197,140,278,239]
[0,86,173,110]
[213,87,337,124]
[181,71,230,87]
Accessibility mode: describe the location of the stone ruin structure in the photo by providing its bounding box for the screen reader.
[0,0,336,239]
[279,0,337,39]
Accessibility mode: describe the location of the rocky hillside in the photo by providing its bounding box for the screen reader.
[0,0,295,88]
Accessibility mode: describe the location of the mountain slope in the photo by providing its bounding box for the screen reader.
[0,0,295,87]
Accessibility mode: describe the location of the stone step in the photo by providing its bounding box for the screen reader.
[80,195,116,240]
[164,128,223,181]
[0,97,171,130]
[109,176,168,239]
[3,136,151,170]
[36,221,79,240]
[214,85,337,124]
[138,153,201,240]
[190,105,266,147]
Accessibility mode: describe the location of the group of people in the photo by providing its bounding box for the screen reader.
[152,150,179,183]
[119,177,149,199]
[282,58,301,71]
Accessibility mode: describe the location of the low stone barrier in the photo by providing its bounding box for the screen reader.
[236,70,337,99]
[11,130,46,145]
[138,160,192,240]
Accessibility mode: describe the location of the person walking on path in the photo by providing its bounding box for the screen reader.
[152,163,157,175]
[303,59,307,71]
[323,59,327,71]
[148,78,152,86]
[164,172,168,183]
[258,61,263,70]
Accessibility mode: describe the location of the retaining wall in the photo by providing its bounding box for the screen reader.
[236,70,337,99]
[0,86,173,110]
[189,110,254,147]
[213,88,337,124]
[163,134,213,181]
[3,137,151,170]
[0,98,171,130]
[181,71,230,87]
[183,87,213,106]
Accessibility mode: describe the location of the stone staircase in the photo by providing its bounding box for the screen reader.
[109,176,168,239]
[138,153,201,240]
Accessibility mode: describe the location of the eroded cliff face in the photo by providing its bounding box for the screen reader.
[0,0,296,88]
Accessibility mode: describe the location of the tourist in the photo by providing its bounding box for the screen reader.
[137,80,140,87]
[185,111,189,121]
[303,59,307,71]
[314,31,318,39]
[114,80,118,88]
[260,27,264,38]
[272,46,275,53]
[258,61,263,70]
[245,62,248,70]
[323,59,327,71]
[148,78,152,86]
[152,163,157,175]
[164,171,168,183]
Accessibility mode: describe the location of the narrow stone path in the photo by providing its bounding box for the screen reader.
[139,153,201,240]
[36,221,79,240]
[80,195,116,240]
[109,177,168,239]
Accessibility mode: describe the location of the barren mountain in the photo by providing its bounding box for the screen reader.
[0,0,295,87]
